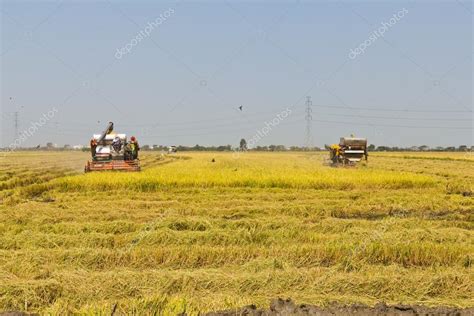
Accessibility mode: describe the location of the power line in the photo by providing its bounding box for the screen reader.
[40,115,307,135]
[312,112,472,121]
[311,118,472,130]
[49,108,291,128]
[37,110,470,139]
[45,104,470,132]
[311,104,472,113]
[37,117,471,142]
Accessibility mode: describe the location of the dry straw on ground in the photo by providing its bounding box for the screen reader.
[0,151,472,314]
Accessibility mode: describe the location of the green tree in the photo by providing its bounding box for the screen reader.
[240,138,247,151]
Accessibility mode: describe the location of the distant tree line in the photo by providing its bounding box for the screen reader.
[2,143,472,152]
[145,144,302,152]
[140,144,473,152]
[368,144,473,152]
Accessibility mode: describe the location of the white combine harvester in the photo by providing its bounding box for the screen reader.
[84,122,141,172]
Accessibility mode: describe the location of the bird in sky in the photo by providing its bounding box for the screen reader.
[238,106,243,111]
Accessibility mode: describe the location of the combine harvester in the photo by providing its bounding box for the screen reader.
[326,136,368,166]
[84,122,141,172]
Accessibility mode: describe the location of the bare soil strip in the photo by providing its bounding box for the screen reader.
[205,299,474,316]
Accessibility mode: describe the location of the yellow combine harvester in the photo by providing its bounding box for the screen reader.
[326,137,368,166]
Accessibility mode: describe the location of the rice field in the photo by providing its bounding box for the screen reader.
[0,151,473,314]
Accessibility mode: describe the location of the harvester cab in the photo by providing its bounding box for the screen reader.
[325,137,368,166]
[168,146,178,154]
[84,122,141,172]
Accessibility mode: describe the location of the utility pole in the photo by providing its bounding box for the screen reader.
[305,96,313,149]
[14,111,19,140]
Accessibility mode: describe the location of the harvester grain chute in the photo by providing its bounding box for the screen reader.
[84,122,141,172]
[325,137,368,166]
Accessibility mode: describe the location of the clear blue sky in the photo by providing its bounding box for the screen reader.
[1,0,472,148]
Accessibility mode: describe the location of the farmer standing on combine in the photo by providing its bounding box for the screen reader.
[90,138,98,159]
[329,143,341,164]
[130,136,140,160]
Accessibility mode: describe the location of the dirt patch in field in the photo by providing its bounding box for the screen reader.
[2,299,473,316]
[205,298,474,316]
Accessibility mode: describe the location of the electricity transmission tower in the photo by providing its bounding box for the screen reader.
[9,97,23,144]
[305,96,313,149]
